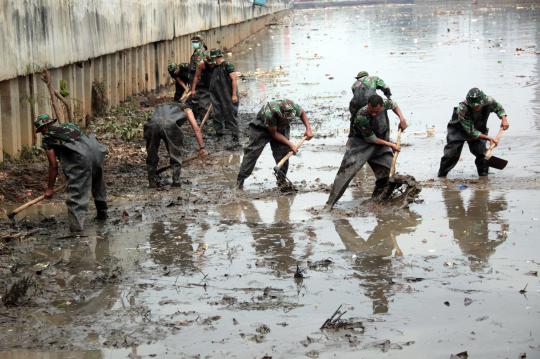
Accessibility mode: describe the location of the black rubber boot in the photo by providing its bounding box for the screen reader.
[148,167,158,188]
[171,165,182,187]
[371,177,389,198]
[95,200,108,220]
[236,178,244,190]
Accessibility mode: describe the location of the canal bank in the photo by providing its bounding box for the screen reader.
[0,0,289,161]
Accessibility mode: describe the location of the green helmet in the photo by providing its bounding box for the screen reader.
[191,35,204,42]
[355,71,369,79]
[33,114,56,131]
[168,63,178,76]
[209,48,225,58]
[466,87,485,106]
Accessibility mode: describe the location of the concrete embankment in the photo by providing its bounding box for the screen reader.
[0,0,289,161]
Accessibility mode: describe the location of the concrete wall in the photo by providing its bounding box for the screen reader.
[0,0,290,161]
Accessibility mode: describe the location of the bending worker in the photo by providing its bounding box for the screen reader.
[34,114,108,232]
[349,70,392,118]
[236,99,313,191]
[438,88,509,177]
[144,102,207,188]
[325,94,407,210]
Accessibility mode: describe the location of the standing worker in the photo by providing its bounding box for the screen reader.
[189,36,212,121]
[438,88,509,177]
[34,114,108,232]
[236,99,314,191]
[168,62,190,102]
[325,95,408,210]
[144,102,207,188]
[349,71,392,118]
[208,49,240,149]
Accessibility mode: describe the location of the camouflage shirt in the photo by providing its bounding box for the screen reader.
[251,99,303,130]
[189,48,206,74]
[42,123,83,150]
[351,76,388,93]
[451,96,506,138]
[351,99,397,142]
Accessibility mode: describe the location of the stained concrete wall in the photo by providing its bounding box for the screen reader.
[0,0,289,161]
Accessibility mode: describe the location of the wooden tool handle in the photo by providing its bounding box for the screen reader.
[276,136,308,170]
[485,127,505,159]
[389,128,403,177]
[180,91,191,103]
[179,81,189,92]
[199,104,213,130]
[8,184,66,218]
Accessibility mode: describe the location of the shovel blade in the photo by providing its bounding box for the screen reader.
[488,156,508,170]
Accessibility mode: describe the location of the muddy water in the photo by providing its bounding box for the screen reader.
[2,1,540,358]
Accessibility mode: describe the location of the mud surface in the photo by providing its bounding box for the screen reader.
[1,1,540,358]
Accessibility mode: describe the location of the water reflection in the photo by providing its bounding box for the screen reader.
[251,195,297,276]
[442,186,508,271]
[148,221,206,274]
[334,210,419,314]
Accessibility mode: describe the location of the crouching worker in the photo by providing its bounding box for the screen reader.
[168,62,190,101]
[325,95,408,210]
[438,88,509,177]
[34,114,108,232]
[236,99,314,191]
[144,102,207,188]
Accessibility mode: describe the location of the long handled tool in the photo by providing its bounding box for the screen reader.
[377,127,421,205]
[199,104,213,131]
[485,127,507,170]
[273,136,308,190]
[7,184,66,221]
[157,152,204,175]
[389,128,402,177]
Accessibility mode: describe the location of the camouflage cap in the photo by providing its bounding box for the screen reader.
[466,87,486,106]
[278,101,296,119]
[167,62,178,76]
[209,48,225,58]
[191,35,204,42]
[355,71,369,79]
[34,114,57,131]
[203,51,216,65]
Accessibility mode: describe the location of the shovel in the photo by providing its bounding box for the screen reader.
[7,184,66,222]
[273,136,308,190]
[485,127,507,170]
[376,127,421,205]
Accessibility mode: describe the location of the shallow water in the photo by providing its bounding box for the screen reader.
[2,1,540,358]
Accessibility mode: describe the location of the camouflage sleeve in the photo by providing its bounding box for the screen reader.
[375,77,388,90]
[225,62,235,73]
[457,102,481,138]
[263,106,277,127]
[354,114,377,143]
[41,136,52,150]
[485,96,507,118]
[292,102,303,117]
[383,99,397,111]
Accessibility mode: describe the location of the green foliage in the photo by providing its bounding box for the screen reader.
[59,80,70,97]
[19,146,44,161]
[91,102,151,141]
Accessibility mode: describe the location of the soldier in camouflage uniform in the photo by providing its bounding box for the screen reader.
[144,102,207,188]
[325,94,408,210]
[438,88,509,177]
[34,114,108,232]
[168,62,190,102]
[208,49,240,149]
[236,99,314,190]
[189,36,212,121]
[349,71,392,118]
